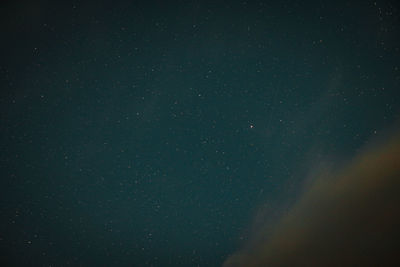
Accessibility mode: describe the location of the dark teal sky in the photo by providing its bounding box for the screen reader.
[1,1,400,266]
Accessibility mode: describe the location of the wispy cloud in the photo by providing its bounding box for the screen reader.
[224,132,400,266]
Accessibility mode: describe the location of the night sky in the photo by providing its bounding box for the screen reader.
[1,1,400,266]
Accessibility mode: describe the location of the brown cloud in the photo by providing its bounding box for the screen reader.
[224,133,400,267]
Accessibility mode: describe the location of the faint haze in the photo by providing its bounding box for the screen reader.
[224,129,400,267]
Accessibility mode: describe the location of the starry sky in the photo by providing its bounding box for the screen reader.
[1,1,400,266]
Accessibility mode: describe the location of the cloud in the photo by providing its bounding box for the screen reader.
[224,133,400,267]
